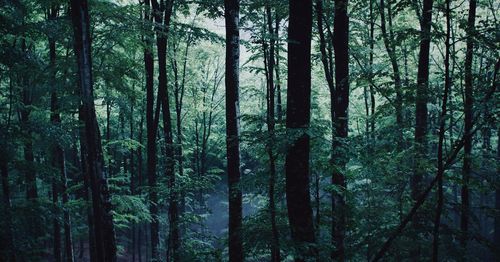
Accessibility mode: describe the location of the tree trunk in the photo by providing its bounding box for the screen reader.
[224,1,243,261]
[0,160,16,261]
[369,0,375,134]
[495,127,500,257]
[49,6,74,262]
[286,0,315,261]
[70,0,117,260]
[172,30,191,216]
[379,0,402,147]
[412,0,434,247]
[431,0,451,258]
[78,118,97,262]
[142,0,161,259]
[332,0,350,260]
[150,1,178,260]
[274,15,282,123]
[264,3,280,261]
[461,0,476,253]
[20,41,39,243]
[48,6,62,262]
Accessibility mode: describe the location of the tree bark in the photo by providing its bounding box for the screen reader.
[150,0,178,260]
[48,6,62,262]
[264,3,280,261]
[369,0,375,134]
[495,127,500,257]
[70,0,117,260]
[332,0,350,260]
[461,0,476,253]
[48,6,74,262]
[142,0,161,259]
[286,0,315,261]
[224,0,243,261]
[412,0,434,246]
[20,40,39,244]
[0,160,16,262]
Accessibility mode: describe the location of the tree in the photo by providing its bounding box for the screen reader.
[412,0,434,245]
[70,0,117,260]
[331,0,350,260]
[224,0,243,261]
[264,2,280,261]
[461,0,476,253]
[431,0,452,258]
[286,0,315,260]
[379,0,403,146]
[141,0,161,258]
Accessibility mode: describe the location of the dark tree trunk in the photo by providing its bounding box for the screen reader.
[286,0,315,261]
[412,0,434,245]
[332,0,350,260]
[150,1,178,260]
[0,160,16,262]
[20,42,39,240]
[78,116,97,262]
[20,43,38,201]
[369,0,375,134]
[495,127,500,256]
[48,6,62,262]
[70,0,117,261]
[49,6,74,262]
[264,3,280,261]
[461,0,476,253]
[431,0,451,259]
[274,16,282,123]
[315,0,334,92]
[172,29,192,216]
[142,0,160,259]
[224,0,243,261]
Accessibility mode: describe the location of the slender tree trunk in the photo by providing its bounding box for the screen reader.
[172,32,191,216]
[331,0,350,260]
[495,127,500,257]
[315,0,334,92]
[431,0,451,259]
[20,39,39,245]
[48,6,62,262]
[264,3,280,262]
[224,1,243,261]
[412,0,434,249]
[70,1,117,260]
[369,0,375,134]
[286,1,315,261]
[150,1,178,260]
[461,0,476,254]
[379,0,402,147]
[49,7,74,262]
[274,16,282,123]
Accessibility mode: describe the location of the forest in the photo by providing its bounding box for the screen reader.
[0,0,498,261]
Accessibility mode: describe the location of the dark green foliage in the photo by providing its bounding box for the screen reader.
[0,0,498,261]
